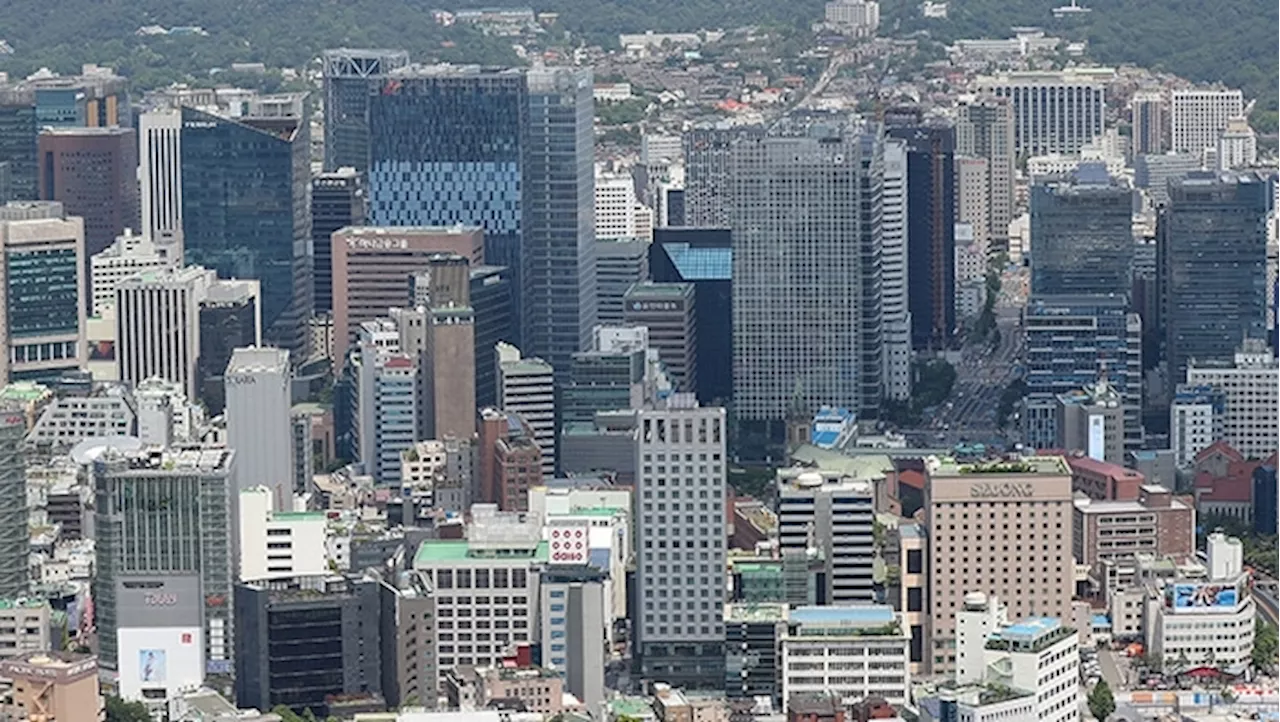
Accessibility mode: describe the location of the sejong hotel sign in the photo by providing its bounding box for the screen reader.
[969,482,1034,499]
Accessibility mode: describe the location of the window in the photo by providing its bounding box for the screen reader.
[907,549,923,574]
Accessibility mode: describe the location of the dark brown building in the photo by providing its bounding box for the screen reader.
[478,407,543,512]
[1072,484,1196,586]
[38,127,139,258]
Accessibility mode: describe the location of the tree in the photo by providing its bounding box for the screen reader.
[105,697,152,722]
[1253,620,1279,671]
[1087,679,1116,721]
[272,707,306,722]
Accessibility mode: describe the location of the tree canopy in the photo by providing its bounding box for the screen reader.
[1087,679,1116,721]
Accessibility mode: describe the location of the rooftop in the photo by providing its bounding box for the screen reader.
[724,603,789,623]
[986,617,1074,653]
[414,540,549,565]
[624,281,693,298]
[929,455,1069,478]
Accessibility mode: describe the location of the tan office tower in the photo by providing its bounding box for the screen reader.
[924,455,1074,675]
[331,225,484,365]
[422,254,476,440]
[956,94,1015,252]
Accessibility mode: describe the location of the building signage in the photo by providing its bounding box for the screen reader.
[347,237,410,251]
[225,374,257,387]
[630,300,680,312]
[970,482,1034,498]
[144,593,179,606]
[183,121,216,129]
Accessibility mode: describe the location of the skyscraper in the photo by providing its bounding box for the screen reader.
[1131,90,1166,156]
[1029,165,1134,297]
[226,348,294,504]
[0,409,26,598]
[732,120,884,424]
[419,254,477,441]
[179,95,313,361]
[978,68,1112,156]
[321,49,410,172]
[683,125,764,227]
[0,88,37,201]
[470,264,515,409]
[311,168,365,314]
[635,397,726,690]
[888,123,955,350]
[595,237,649,326]
[196,281,262,414]
[0,201,85,383]
[37,127,138,260]
[650,227,733,405]
[955,93,1015,250]
[624,282,697,395]
[881,138,912,400]
[137,109,183,254]
[1170,88,1244,157]
[1159,171,1269,380]
[496,342,556,476]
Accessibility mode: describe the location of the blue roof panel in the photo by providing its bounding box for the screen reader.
[662,243,732,281]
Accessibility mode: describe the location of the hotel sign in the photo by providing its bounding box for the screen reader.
[970,482,1034,499]
[347,237,410,251]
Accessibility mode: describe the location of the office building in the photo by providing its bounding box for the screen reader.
[1073,484,1194,586]
[731,121,883,424]
[376,569,438,710]
[116,266,228,400]
[424,290,478,443]
[238,487,327,582]
[1217,116,1257,170]
[539,566,607,711]
[1145,533,1254,674]
[27,385,134,450]
[226,348,294,503]
[196,280,261,414]
[1131,90,1166,156]
[1186,338,1279,460]
[353,327,419,485]
[683,125,764,227]
[0,201,85,382]
[781,606,911,708]
[92,445,236,684]
[0,652,100,722]
[955,602,1079,722]
[561,330,647,427]
[1170,88,1244,157]
[1134,152,1200,207]
[178,96,313,360]
[235,575,384,714]
[322,48,410,172]
[723,603,788,703]
[495,342,555,476]
[1159,171,1269,380]
[824,0,881,35]
[623,282,696,395]
[37,127,138,260]
[1067,454,1146,501]
[635,397,727,690]
[0,87,37,202]
[776,467,875,604]
[1170,385,1225,466]
[595,171,642,240]
[89,230,173,316]
[331,225,483,365]
[470,264,515,409]
[889,124,955,350]
[925,456,1074,674]
[477,407,544,511]
[650,228,732,405]
[412,507,546,670]
[1029,165,1134,297]
[955,93,1016,249]
[978,68,1112,156]
[311,168,365,315]
[596,237,649,326]
[0,412,25,598]
[955,157,991,251]
[137,108,183,253]
[881,139,911,400]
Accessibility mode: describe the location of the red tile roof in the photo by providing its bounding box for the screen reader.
[1194,459,1260,503]
[1194,440,1244,464]
[1067,454,1144,482]
[898,469,925,491]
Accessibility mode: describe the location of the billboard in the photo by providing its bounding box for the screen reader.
[1165,582,1242,612]
[548,521,590,565]
[115,574,202,628]
[1087,414,1105,461]
[117,626,203,702]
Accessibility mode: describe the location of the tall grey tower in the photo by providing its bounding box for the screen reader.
[682,125,764,228]
[322,49,410,172]
[731,118,884,424]
[0,409,26,597]
[1030,163,1134,298]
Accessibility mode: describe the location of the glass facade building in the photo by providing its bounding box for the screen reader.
[471,264,514,409]
[651,227,733,406]
[0,92,36,201]
[1030,166,1134,297]
[1159,171,1270,380]
[311,169,364,314]
[180,104,313,360]
[321,49,410,172]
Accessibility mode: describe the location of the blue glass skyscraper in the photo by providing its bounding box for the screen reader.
[180,97,313,359]
[1030,164,1134,298]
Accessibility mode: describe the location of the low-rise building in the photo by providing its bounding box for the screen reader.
[1066,454,1145,501]
[0,598,53,657]
[0,651,100,722]
[977,617,1078,722]
[237,486,328,582]
[781,605,911,707]
[1072,485,1196,589]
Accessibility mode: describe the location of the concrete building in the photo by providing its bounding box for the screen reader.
[539,566,607,711]
[496,342,556,477]
[955,157,991,251]
[331,225,484,366]
[776,467,875,604]
[376,568,438,710]
[1072,485,1195,587]
[823,0,880,35]
[37,127,138,260]
[0,652,100,722]
[724,603,788,703]
[1131,90,1166,156]
[596,171,641,240]
[225,347,293,504]
[925,456,1075,674]
[955,94,1016,250]
[0,598,52,658]
[0,202,86,383]
[89,229,173,316]
[596,237,649,326]
[1170,88,1244,157]
[781,606,910,707]
[353,329,419,485]
[196,279,262,414]
[955,603,1079,722]
[683,125,764,229]
[1217,116,1257,170]
[0,410,26,599]
[635,397,726,690]
[238,486,327,582]
[1185,338,1278,460]
[399,437,474,513]
[27,384,135,450]
[881,138,912,401]
[476,408,543,512]
[623,282,696,395]
[1066,454,1146,501]
[1170,385,1226,466]
[418,254,477,441]
[977,68,1113,156]
[1134,152,1200,207]
[412,506,546,671]
[138,108,184,254]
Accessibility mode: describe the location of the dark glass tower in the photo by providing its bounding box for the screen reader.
[651,227,732,406]
[311,168,364,314]
[198,291,260,415]
[322,49,410,172]
[0,89,36,201]
[180,100,313,360]
[470,264,514,409]
[1030,164,1134,297]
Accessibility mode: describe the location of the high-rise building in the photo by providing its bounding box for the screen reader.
[137,109,183,254]
[1170,88,1244,157]
[623,282,696,395]
[650,228,732,405]
[682,126,764,227]
[1158,171,1269,380]
[955,156,991,251]
[925,456,1074,675]
[1134,152,1201,207]
[1170,384,1226,466]
[352,324,419,485]
[470,264,515,409]
[0,88,37,202]
[420,255,477,441]
[311,168,365,314]
[1217,115,1257,170]
[595,171,641,240]
[89,230,174,316]
[888,123,954,350]
[179,96,313,360]
[330,225,484,365]
[196,281,261,414]
[731,121,883,423]
[596,237,649,326]
[776,467,875,604]
[539,566,607,711]
[881,138,912,401]
[955,93,1016,249]
[0,410,26,598]
[477,407,544,511]
[1029,165,1134,297]
[0,201,85,383]
[635,397,727,690]
[37,127,138,260]
[321,48,411,172]
[977,68,1112,156]
[1131,90,1166,156]
[226,348,294,504]
[1186,338,1279,460]
[496,342,556,477]
[92,445,236,681]
[561,326,649,426]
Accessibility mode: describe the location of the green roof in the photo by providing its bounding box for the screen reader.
[414,540,549,565]
[610,697,655,718]
[0,598,48,610]
[0,382,47,401]
[275,511,326,521]
[567,506,625,517]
